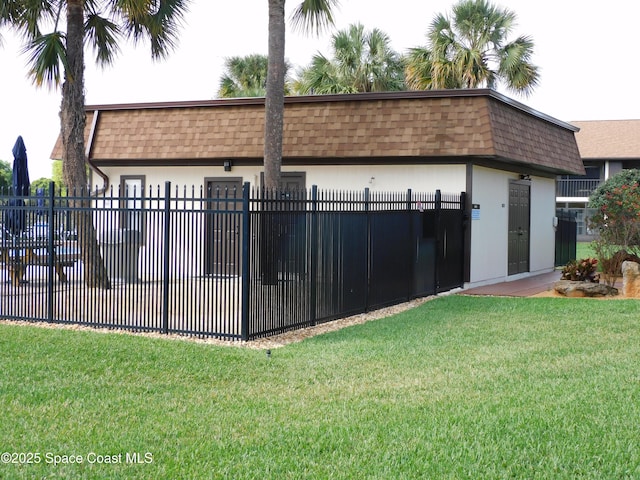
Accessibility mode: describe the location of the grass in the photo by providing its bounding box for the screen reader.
[1,296,640,478]
[576,241,596,260]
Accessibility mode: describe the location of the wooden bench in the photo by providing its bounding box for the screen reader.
[0,242,79,285]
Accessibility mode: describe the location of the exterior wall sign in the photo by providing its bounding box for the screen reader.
[472,204,481,220]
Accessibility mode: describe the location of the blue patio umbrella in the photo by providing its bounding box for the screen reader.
[3,136,31,235]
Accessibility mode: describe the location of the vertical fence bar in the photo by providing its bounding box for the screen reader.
[309,185,318,326]
[241,182,250,341]
[407,188,415,300]
[364,187,371,311]
[161,181,171,334]
[47,181,55,322]
[434,189,442,293]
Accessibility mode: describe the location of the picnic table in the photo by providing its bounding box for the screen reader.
[0,238,78,285]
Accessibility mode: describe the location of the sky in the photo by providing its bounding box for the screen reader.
[0,0,638,180]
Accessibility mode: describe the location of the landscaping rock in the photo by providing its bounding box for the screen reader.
[553,280,618,297]
[622,261,640,298]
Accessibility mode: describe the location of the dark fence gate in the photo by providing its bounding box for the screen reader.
[555,209,577,266]
[0,184,466,341]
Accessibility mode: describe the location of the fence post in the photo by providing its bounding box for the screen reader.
[434,189,442,293]
[241,182,250,341]
[161,181,171,334]
[407,188,415,300]
[460,191,467,286]
[310,185,318,326]
[47,181,55,322]
[365,187,371,311]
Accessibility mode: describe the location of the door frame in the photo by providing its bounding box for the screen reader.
[507,179,531,276]
[259,171,306,191]
[204,177,243,277]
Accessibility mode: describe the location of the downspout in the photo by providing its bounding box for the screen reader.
[86,109,110,195]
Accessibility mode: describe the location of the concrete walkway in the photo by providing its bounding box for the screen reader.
[462,271,562,297]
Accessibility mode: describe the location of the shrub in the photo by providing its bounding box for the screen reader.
[598,249,640,275]
[589,171,640,244]
[561,257,599,282]
[588,169,640,286]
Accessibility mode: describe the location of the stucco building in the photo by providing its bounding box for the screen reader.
[52,89,584,288]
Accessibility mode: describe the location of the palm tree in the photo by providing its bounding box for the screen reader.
[218,54,292,98]
[1,0,188,288]
[294,23,405,94]
[405,0,539,95]
[264,0,338,190]
[218,54,269,98]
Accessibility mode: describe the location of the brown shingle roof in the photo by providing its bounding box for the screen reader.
[488,98,583,174]
[571,119,640,159]
[51,90,584,175]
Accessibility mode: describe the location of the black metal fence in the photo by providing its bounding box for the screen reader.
[0,183,466,341]
[555,209,577,266]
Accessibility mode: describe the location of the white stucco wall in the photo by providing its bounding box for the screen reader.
[98,164,466,194]
[97,163,557,287]
[96,164,467,281]
[303,164,466,193]
[469,166,510,285]
[468,166,556,287]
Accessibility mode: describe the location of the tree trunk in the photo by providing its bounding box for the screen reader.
[264,0,286,190]
[60,0,110,289]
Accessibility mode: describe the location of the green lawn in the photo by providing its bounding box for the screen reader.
[576,241,596,260]
[1,296,639,479]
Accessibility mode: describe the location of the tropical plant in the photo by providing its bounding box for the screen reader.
[294,23,405,94]
[0,160,11,192]
[560,258,599,283]
[0,0,189,288]
[405,0,539,95]
[588,169,640,284]
[218,54,291,98]
[219,54,268,98]
[30,177,53,194]
[51,159,67,193]
[264,0,338,190]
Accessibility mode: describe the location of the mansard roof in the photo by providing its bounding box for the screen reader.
[52,89,585,176]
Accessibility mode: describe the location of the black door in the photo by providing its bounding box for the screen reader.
[258,172,306,283]
[508,181,530,275]
[205,178,242,276]
[279,173,306,278]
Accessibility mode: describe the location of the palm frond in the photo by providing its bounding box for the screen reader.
[9,0,58,41]
[498,35,539,95]
[85,13,121,66]
[217,75,237,98]
[218,54,290,97]
[404,48,433,90]
[218,74,266,98]
[0,0,24,30]
[117,0,189,59]
[296,22,404,93]
[413,0,538,95]
[294,53,336,94]
[23,30,67,88]
[290,0,340,35]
